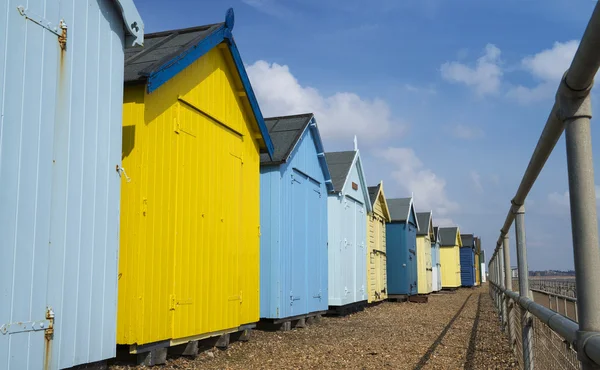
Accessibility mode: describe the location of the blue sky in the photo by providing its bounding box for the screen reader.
[136,0,600,270]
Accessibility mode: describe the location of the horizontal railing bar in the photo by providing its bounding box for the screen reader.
[490,281,579,347]
[530,288,578,302]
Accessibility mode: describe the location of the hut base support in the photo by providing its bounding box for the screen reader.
[257,311,326,331]
[326,301,367,316]
[387,294,408,302]
[137,348,167,366]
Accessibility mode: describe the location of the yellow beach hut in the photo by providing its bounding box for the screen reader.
[416,212,434,295]
[117,9,274,362]
[438,227,463,289]
[366,182,391,303]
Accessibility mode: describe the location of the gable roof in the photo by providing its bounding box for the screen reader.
[368,184,380,207]
[433,226,439,243]
[416,212,432,236]
[123,8,274,157]
[387,197,419,229]
[325,151,356,192]
[367,182,391,221]
[439,227,460,246]
[324,148,372,213]
[461,234,475,248]
[260,113,333,192]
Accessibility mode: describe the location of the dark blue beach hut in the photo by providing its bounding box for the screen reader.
[460,233,476,287]
[386,197,420,298]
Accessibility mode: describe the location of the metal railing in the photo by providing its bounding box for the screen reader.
[488,2,600,369]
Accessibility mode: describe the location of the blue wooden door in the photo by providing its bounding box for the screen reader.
[291,172,307,315]
[354,199,366,302]
[307,179,324,313]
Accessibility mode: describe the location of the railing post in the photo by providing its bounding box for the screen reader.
[559,72,600,369]
[514,203,533,370]
[499,246,506,329]
[503,235,515,351]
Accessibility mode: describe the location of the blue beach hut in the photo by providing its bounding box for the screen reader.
[325,140,371,310]
[460,234,476,287]
[260,113,333,322]
[386,197,420,299]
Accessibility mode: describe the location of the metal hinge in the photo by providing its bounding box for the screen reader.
[170,295,194,310]
[1,307,54,336]
[289,292,301,305]
[17,6,67,48]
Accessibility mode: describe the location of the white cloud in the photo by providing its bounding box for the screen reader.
[508,40,579,104]
[451,124,484,140]
[374,147,459,225]
[471,170,484,194]
[404,84,437,95]
[247,60,405,143]
[522,40,579,81]
[440,44,502,96]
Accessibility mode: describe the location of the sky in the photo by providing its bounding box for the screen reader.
[135,0,600,271]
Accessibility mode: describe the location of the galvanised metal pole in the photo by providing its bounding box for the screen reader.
[499,246,506,329]
[514,204,533,370]
[503,236,515,350]
[559,72,600,369]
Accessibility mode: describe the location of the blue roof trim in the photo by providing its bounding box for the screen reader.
[144,8,274,157]
[146,25,226,93]
[310,117,334,192]
[225,36,274,157]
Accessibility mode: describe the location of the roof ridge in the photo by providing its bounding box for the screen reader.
[144,23,223,39]
[264,112,314,120]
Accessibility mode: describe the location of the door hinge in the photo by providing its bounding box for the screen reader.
[170,295,194,310]
[17,6,67,48]
[289,291,301,306]
[1,307,54,336]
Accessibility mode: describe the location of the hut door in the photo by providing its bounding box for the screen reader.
[306,179,323,313]
[353,199,366,302]
[290,171,307,316]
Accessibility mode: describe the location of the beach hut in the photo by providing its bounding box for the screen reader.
[460,234,476,287]
[118,9,274,361]
[481,249,487,283]
[439,227,463,289]
[416,212,434,296]
[474,237,481,286]
[325,141,371,311]
[386,198,420,299]
[431,227,442,292]
[259,113,332,324]
[366,182,391,303]
[0,1,143,369]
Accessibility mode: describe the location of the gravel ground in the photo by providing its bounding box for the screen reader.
[110,284,517,369]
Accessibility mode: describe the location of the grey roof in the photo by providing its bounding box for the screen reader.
[416,212,431,235]
[368,184,381,207]
[324,151,356,192]
[387,198,413,223]
[433,226,439,242]
[439,227,459,246]
[260,113,313,165]
[124,23,223,83]
[461,234,475,248]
